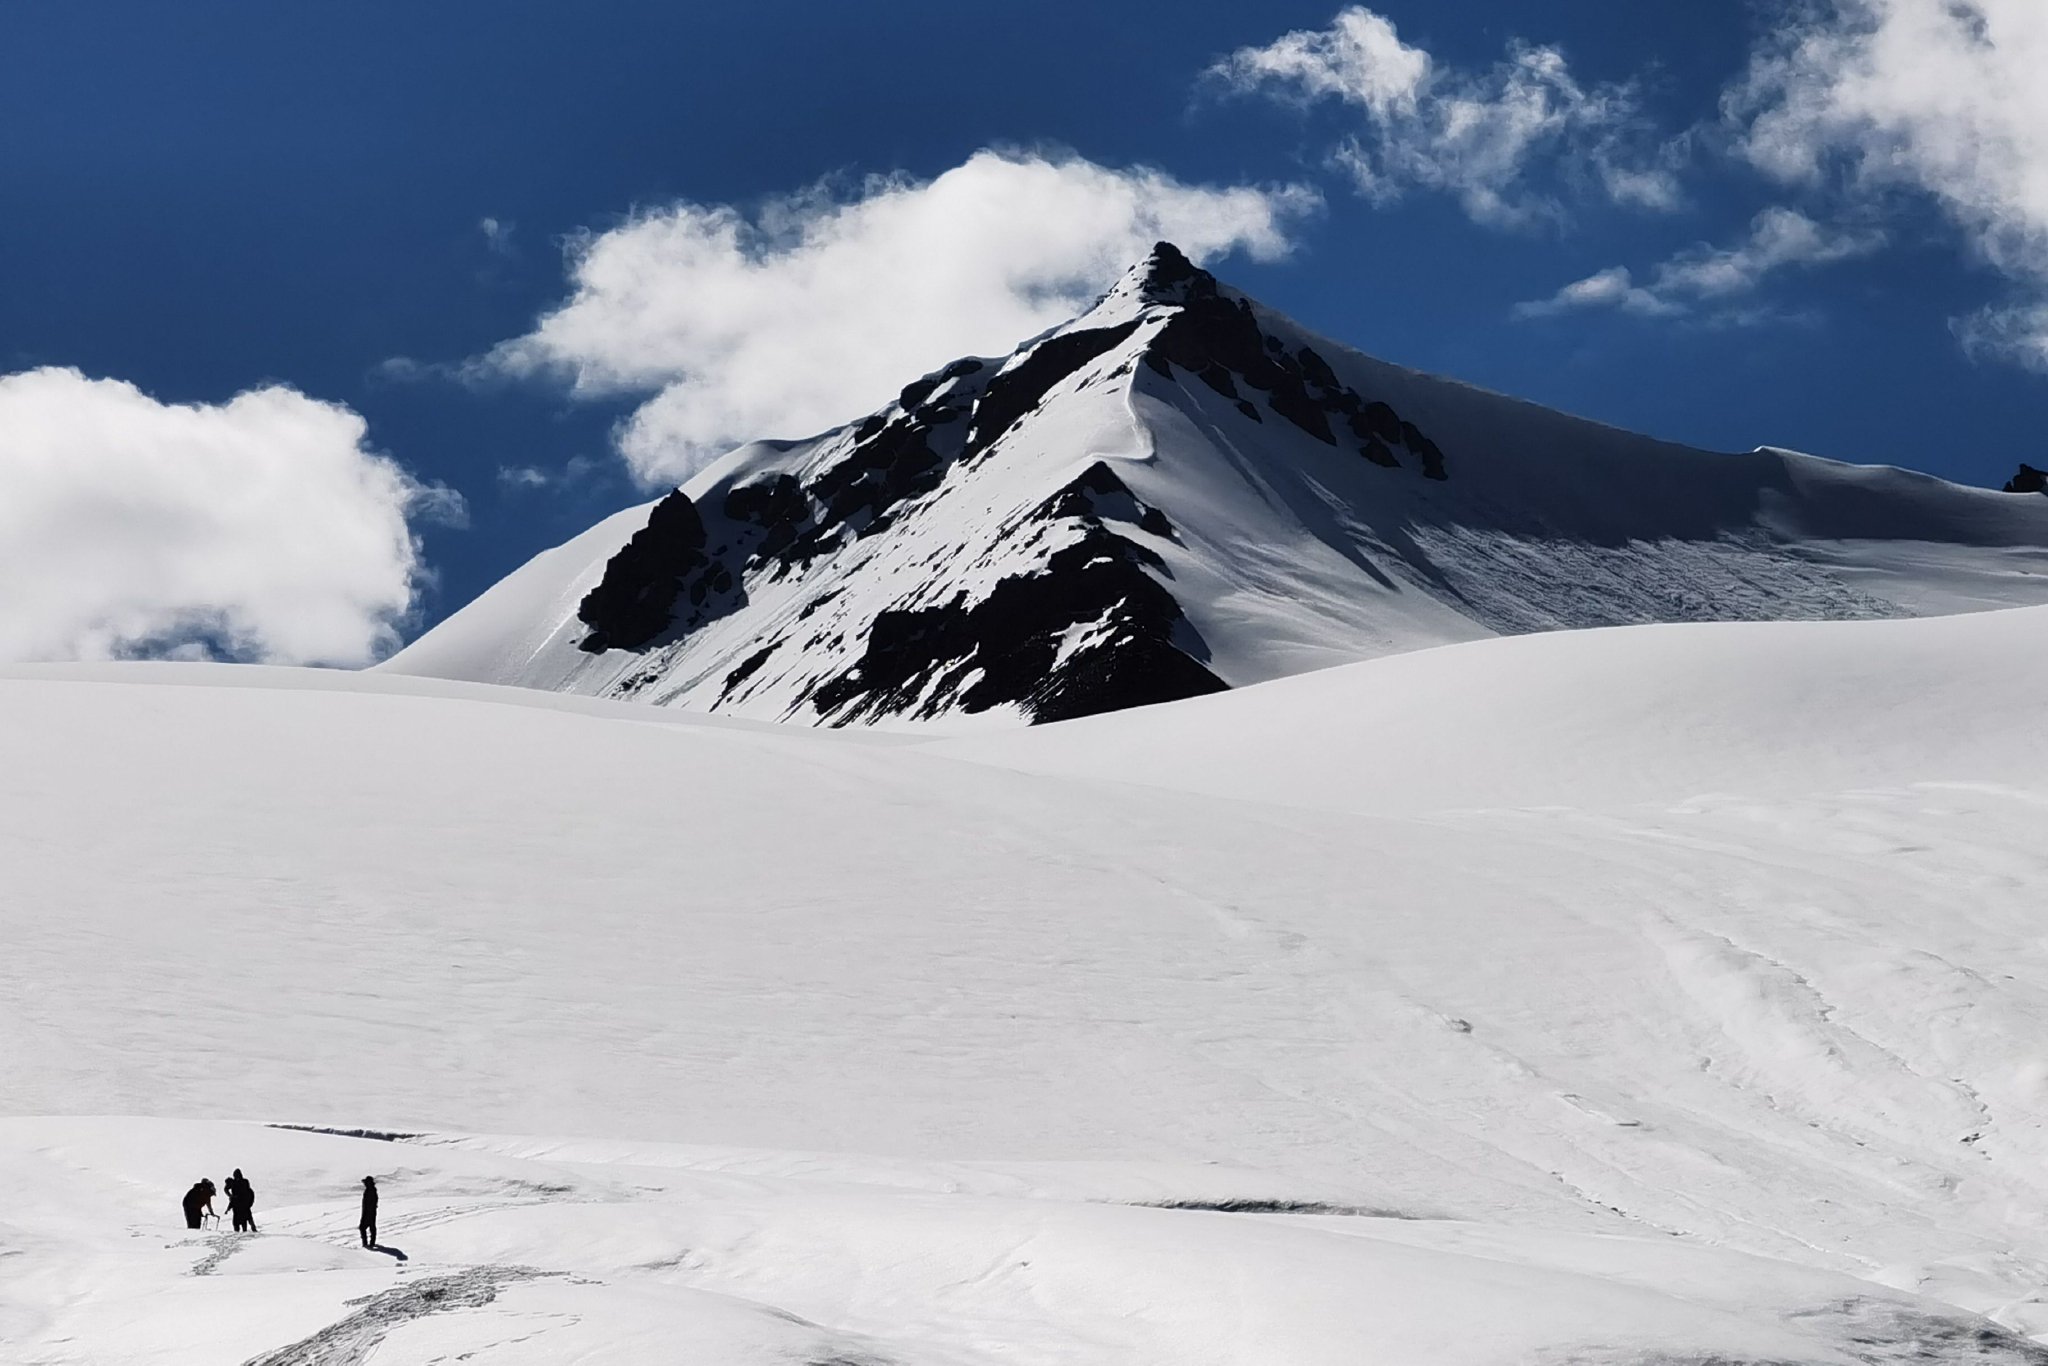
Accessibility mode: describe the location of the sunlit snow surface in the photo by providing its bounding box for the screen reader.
[7,607,2048,1363]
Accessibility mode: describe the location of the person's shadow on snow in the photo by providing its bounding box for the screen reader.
[367,1244,408,1262]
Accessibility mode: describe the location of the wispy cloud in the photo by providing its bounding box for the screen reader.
[496,465,551,491]
[479,216,517,258]
[496,455,602,493]
[1727,0,2048,368]
[1517,207,1883,320]
[1955,302,2048,373]
[1218,1,2048,367]
[1514,266,1680,319]
[1206,6,1686,228]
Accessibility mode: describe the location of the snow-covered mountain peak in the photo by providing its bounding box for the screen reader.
[1079,239,1224,322]
[387,244,2048,726]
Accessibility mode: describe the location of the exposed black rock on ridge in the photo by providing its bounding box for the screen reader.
[576,491,718,653]
[576,352,1007,653]
[2005,464,2047,494]
[812,462,1225,725]
[1134,243,1449,481]
[966,321,1142,457]
[1038,459,1179,541]
[570,241,1456,721]
[572,283,1182,672]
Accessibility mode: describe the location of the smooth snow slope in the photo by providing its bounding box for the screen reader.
[7,608,2048,1361]
[385,250,2048,726]
[932,604,2048,812]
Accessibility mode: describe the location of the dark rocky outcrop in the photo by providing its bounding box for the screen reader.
[720,642,777,700]
[575,491,713,652]
[577,362,1000,654]
[576,352,1020,655]
[810,524,1226,726]
[898,376,942,411]
[1136,240,1206,297]
[572,240,1438,726]
[722,472,812,561]
[1034,460,1177,542]
[1360,438,1400,469]
[1137,247,1448,480]
[809,417,946,535]
[967,321,1142,457]
[898,359,982,411]
[1357,401,1401,444]
[2003,463,2047,494]
[809,459,1217,725]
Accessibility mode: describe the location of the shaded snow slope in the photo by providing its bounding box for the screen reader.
[10,601,2048,1359]
[386,244,2048,727]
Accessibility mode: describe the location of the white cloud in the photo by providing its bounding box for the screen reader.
[483,150,1318,486]
[479,217,516,256]
[1213,7,1433,118]
[1729,0,2048,361]
[1517,207,1882,319]
[0,368,456,666]
[1208,6,1684,227]
[497,465,551,490]
[496,455,602,493]
[1955,301,2048,373]
[1514,266,1679,319]
[1656,206,1880,295]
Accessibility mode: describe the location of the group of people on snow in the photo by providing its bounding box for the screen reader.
[181,1171,380,1246]
[180,1170,257,1232]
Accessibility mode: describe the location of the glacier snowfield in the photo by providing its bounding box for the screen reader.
[7,605,2048,1364]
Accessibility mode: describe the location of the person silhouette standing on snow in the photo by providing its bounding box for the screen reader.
[181,1178,217,1229]
[358,1176,378,1248]
[224,1169,257,1233]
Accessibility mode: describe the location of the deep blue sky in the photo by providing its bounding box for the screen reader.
[4,1,2038,634]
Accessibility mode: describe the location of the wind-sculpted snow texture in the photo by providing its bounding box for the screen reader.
[13,1118,2048,1366]
[387,243,2048,726]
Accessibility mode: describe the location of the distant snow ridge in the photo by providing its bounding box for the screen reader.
[388,243,2048,726]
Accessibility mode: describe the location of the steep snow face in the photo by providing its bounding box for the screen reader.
[387,244,2048,725]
